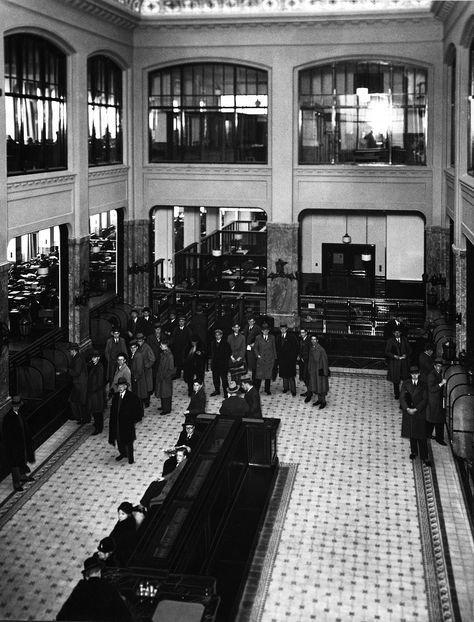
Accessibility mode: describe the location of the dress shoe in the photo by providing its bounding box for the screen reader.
[14,485,24,492]
[318,403,326,410]
[409,453,417,460]
[304,395,312,403]
[282,389,288,394]
[160,410,171,415]
[312,400,321,407]
[210,390,220,397]
[436,439,447,446]
[265,391,271,395]
[291,393,296,397]
[128,460,134,465]
[91,430,100,436]
[424,460,432,467]
[115,454,125,461]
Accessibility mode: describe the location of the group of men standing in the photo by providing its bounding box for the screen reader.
[385,319,447,467]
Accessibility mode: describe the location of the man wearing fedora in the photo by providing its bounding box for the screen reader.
[400,364,430,466]
[241,377,262,418]
[2,395,35,491]
[219,381,250,417]
[426,358,448,445]
[109,377,140,464]
[65,342,88,423]
[87,350,106,435]
[254,322,277,395]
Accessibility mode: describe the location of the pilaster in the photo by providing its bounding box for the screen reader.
[266,223,299,327]
[425,225,451,292]
[453,244,466,352]
[68,237,91,346]
[124,219,150,308]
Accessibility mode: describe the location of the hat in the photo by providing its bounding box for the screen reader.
[83,557,105,575]
[118,501,134,515]
[130,309,138,314]
[143,307,151,313]
[136,333,145,340]
[129,339,138,347]
[97,537,115,554]
[91,350,101,358]
[280,323,288,328]
[68,342,79,351]
[227,381,239,394]
[240,376,253,385]
[261,322,270,330]
[214,328,223,334]
[11,395,24,407]
[434,358,444,365]
[409,365,420,373]
[116,376,129,386]
[184,416,195,426]
[153,322,161,328]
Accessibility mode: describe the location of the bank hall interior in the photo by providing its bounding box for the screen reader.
[0,0,474,621]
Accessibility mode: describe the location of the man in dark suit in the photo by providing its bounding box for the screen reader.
[385,329,411,399]
[109,377,140,465]
[276,324,299,396]
[104,328,127,388]
[66,342,88,423]
[138,306,157,337]
[2,395,35,491]
[400,365,430,466]
[127,308,140,340]
[184,378,207,417]
[219,382,250,418]
[162,418,202,476]
[171,315,192,379]
[426,358,447,445]
[383,315,407,340]
[241,377,262,418]
[298,327,311,399]
[418,342,435,383]
[210,327,230,397]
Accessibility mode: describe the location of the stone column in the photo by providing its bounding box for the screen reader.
[124,219,150,308]
[453,245,466,353]
[206,207,220,235]
[0,262,11,418]
[266,223,299,328]
[68,237,91,348]
[183,207,201,250]
[425,225,451,301]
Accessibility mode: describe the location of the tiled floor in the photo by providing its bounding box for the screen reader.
[0,370,473,621]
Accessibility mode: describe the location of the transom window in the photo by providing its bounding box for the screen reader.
[5,33,67,176]
[88,55,123,166]
[149,63,268,163]
[299,61,427,166]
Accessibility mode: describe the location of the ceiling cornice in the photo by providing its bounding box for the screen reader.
[62,0,140,30]
[431,1,456,22]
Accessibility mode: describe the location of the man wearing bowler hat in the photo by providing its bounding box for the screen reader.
[400,364,430,466]
[2,395,35,491]
[109,377,140,464]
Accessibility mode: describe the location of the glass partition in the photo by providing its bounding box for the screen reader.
[89,210,117,298]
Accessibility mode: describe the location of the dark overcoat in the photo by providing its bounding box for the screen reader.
[385,336,411,384]
[243,323,262,372]
[277,331,299,378]
[244,386,262,418]
[418,352,435,383]
[210,338,230,372]
[68,353,88,405]
[426,369,445,424]
[186,387,207,415]
[87,361,105,413]
[308,344,329,395]
[155,349,175,399]
[254,334,277,380]
[138,342,156,393]
[298,335,311,383]
[183,342,206,384]
[2,408,35,467]
[400,379,428,439]
[171,326,192,366]
[108,390,138,445]
[130,350,148,399]
[56,577,132,621]
[219,396,250,418]
[227,332,246,361]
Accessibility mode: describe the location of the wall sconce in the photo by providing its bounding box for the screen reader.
[91,243,101,254]
[342,214,351,244]
[75,280,90,306]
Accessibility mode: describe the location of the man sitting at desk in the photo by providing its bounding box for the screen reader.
[139,447,188,510]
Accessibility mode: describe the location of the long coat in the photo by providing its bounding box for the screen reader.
[426,369,445,424]
[129,350,148,399]
[227,332,246,362]
[277,332,299,378]
[87,361,105,413]
[243,323,262,372]
[186,387,207,415]
[68,353,88,405]
[219,396,250,418]
[138,342,156,393]
[183,342,206,384]
[400,379,428,439]
[385,336,411,384]
[111,363,131,394]
[298,335,311,383]
[244,386,262,418]
[155,349,175,399]
[104,336,128,383]
[308,344,329,395]
[254,334,277,380]
[2,408,35,467]
[108,390,138,445]
[210,338,230,372]
[418,351,434,383]
[171,326,192,367]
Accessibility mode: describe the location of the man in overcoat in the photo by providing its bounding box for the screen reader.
[136,332,156,407]
[418,342,435,383]
[154,338,175,414]
[298,327,312,400]
[129,340,147,416]
[66,342,88,423]
[210,328,230,397]
[184,378,207,417]
[87,350,106,435]
[243,316,262,382]
[276,324,299,396]
[241,377,262,417]
[171,316,191,379]
[219,382,250,417]
[254,323,277,394]
[104,328,127,388]
[2,395,35,491]
[426,358,447,445]
[307,334,329,409]
[109,377,139,464]
[147,323,162,392]
[385,328,411,399]
[400,365,430,466]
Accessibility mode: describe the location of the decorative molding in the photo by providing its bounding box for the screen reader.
[88,165,130,181]
[295,166,433,179]
[459,178,474,201]
[7,174,76,194]
[143,165,270,177]
[62,0,139,29]
[431,1,456,23]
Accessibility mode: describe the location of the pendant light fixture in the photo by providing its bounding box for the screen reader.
[361,215,372,262]
[342,214,351,244]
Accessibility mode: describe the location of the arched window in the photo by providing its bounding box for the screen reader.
[149,63,268,163]
[88,55,123,166]
[5,33,67,175]
[299,61,427,165]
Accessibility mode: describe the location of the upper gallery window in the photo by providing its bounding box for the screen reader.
[88,55,123,166]
[299,61,427,165]
[5,33,67,176]
[469,42,474,176]
[149,63,268,163]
